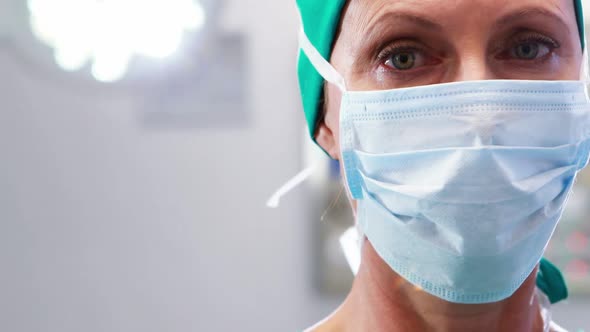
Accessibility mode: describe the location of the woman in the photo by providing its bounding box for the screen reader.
[296,0,588,331]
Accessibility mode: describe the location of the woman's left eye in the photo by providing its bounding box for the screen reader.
[498,33,560,62]
[510,41,550,60]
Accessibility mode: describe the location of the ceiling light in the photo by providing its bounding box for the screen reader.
[28,0,206,82]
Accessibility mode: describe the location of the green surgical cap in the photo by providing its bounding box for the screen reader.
[297,0,586,139]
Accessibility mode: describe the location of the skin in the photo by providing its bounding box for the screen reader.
[310,0,583,331]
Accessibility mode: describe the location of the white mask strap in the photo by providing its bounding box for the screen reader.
[298,27,347,93]
[266,165,316,208]
[580,46,590,102]
[340,226,361,275]
[580,45,589,81]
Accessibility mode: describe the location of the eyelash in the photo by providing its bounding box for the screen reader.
[375,42,435,76]
[514,34,559,49]
[375,33,561,72]
[376,43,425,66]
[499,33,560,60]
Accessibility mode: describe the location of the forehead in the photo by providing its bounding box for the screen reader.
[344,0,576,31]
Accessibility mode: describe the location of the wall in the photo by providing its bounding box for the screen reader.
[0,1,588,331]
[0,0,340,331]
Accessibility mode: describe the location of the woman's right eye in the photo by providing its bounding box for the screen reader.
[385,51,417,70]
[378,45,432,72]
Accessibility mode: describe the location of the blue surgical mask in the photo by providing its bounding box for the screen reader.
[299,28,590,304]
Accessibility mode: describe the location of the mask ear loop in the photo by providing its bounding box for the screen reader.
[266,166,316,208]
[580,43,590,102]
[266,27,349,208]
[297,26,356,202]
[297,28,347,93]
[299,27,365,272]
[578,43,590,171]
[268,26,363,276]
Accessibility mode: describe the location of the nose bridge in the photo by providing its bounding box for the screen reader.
[454,52,495,82]
[447,28,496,82]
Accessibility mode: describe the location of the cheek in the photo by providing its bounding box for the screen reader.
[555,50,585,81]
[571,52,585,80]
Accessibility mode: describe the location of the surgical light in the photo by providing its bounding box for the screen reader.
[27,0,206,82]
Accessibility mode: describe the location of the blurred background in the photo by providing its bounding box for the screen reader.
[0,0,588,331]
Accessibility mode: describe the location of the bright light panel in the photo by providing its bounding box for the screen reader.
[28,0,206,82]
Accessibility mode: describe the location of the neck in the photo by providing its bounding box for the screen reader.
[338,239,544,332]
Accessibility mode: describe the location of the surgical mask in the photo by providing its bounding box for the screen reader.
[298,28,590,304]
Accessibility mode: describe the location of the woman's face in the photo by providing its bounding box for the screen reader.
[316,0,584,158]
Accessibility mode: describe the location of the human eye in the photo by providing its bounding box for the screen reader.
[497,32,560,62]
[377,41,438,72]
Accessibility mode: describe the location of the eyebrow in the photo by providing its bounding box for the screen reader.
[359,12,444,58]
[365,12,444,33]
[494,7,571,34]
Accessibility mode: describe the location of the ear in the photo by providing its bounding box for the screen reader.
[315,121,339,160]
[315,81,343,160]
